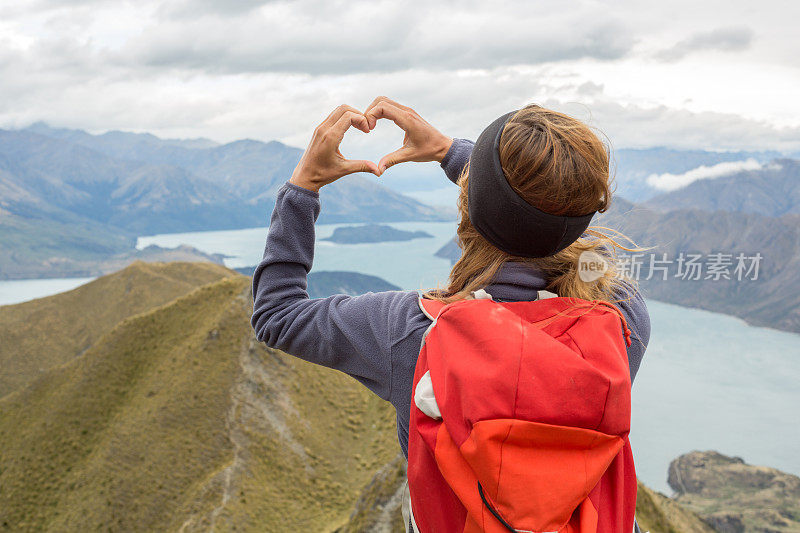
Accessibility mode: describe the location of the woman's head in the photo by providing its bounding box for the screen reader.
[431,104,636,303]
[497,104,611,217]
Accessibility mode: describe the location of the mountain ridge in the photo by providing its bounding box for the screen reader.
[0,124,448,279]
[2,262,795,531]
[434,198,800,334]
[646,158,800,216]
[0,263,399,531]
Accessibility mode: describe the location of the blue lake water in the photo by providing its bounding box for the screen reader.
[137,221,459,292]
[0,276,95,306]
[2,220,798,495]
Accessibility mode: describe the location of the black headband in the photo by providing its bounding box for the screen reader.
[467,110,595,258]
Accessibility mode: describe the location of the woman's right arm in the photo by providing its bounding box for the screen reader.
[439,138,475,184]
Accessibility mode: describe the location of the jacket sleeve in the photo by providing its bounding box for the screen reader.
[250,181,415,401]
[440,138,475,184]
[612,281,651,383]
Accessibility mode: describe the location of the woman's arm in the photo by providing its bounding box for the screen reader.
[612,281,651,382]
[251,182,418,400]
[251,101,455,400]
[440,138,475,184]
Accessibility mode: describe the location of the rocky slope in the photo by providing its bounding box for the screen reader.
[669,451,800,532]
[598,199,800,334]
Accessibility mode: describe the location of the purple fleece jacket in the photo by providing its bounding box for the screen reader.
[251,138,651,458]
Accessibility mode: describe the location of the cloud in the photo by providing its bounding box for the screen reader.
[550,99,800,152]
[159,0,279,20]
[646,159,764,191]
[118,1,635,75]
[0,0,797,155]
[655,26,754,62]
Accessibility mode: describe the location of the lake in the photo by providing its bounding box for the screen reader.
[0,276,95,306]
[2,221,798,495]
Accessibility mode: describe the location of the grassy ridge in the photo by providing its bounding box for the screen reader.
[0,261,235,398]
[1,262,719,532]
[0,263,398,531]
[0,276,245,530]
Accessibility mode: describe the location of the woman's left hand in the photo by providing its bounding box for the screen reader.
[289,105,380,193]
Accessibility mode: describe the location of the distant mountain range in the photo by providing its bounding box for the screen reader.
[0,124,449,279]
[368,144,790,203]
[0,124,446,233]
[5,261,785,532]
[599,199,800,334]
[646,158,800,216]
[608,147,783,202]
[436,180,800,334]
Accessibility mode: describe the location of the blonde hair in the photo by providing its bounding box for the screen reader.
[426,105,640,305]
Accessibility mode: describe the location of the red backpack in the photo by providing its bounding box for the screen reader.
[406,290,636,533]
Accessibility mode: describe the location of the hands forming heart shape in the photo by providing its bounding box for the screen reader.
[289,96,453,193]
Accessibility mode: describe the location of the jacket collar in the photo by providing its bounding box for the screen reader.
[484,261,548,302]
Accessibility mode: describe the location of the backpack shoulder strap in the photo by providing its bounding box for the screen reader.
[418,288,495,321]
[418,297,446,321]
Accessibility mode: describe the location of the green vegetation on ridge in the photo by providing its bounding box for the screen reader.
[0,262,398,531]
[3,262,793,532]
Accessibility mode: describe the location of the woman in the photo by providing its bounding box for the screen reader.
[251,97,650,531]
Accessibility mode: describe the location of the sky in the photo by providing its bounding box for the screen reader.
[1,0,799,156]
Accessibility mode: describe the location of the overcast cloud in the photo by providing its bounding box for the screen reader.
[654,26,755,62]
[0,0,798,152]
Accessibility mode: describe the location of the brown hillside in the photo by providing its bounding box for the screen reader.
[0,267,398,531]
[0,261,235,398]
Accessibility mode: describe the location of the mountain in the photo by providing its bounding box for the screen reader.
[434,198,800,334]
[0,261,237,397]
[4,125,447,232]
[668,451,800,532]
[0,262,399,531]
[647,158,800,216]
[0,124,449,279]
[435,237,459,262]
[598,199,800,333]
[322,224,433,244]
[0,203,134,280]
[2,261,793,531]
[611,147,780,202]
[25,121,220,159]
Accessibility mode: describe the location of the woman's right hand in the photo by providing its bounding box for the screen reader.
[364,97,453,174]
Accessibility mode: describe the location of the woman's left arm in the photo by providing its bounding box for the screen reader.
[251,180,419,401]
[251,103,432,401]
